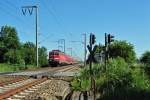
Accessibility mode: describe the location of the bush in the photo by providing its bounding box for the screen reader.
[140,51,150,65]
[38,47,48,66]
[98,59,150,100]
[72,57,150,100]
[96,58,133,97]
[109,40,136,63]
[143,64,150,78]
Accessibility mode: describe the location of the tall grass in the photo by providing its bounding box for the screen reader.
[0,63,36,72]
[71,57,150,100]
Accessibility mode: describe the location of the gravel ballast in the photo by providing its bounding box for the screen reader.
[22,79,71,100]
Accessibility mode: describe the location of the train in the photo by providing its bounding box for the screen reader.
[49,50,76,66]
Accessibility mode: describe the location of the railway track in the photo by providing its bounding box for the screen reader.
[0,64,81,100]
[0,77,48,100]
[0,77,26,87]
[57,65,78,72]
[0,64,81,78]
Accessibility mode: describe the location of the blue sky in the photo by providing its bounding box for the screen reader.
[0,0,150,60]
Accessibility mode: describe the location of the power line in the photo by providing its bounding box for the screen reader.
[0,6,24,26]
[4,0,19,10]
[72,50,82,61]
[38,33,54,44]
[0,3,36,44]
[41,0,72,39]
[72,44,83,61]
[0,1,34,29]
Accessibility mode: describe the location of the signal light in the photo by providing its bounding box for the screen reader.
[90,33,96,44]
[108,34,114,44]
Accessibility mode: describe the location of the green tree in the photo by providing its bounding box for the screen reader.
[95,44,105,54]
[140,51,150,65]
[1,26,20,49]
[140,51,150,78]
[23,42,36,65]
[4,49,24,64]
[38,47,48,66]
[0,40,6,63]
[109,40,136,63]
[0,26,20,63]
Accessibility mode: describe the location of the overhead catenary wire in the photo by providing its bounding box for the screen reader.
[42,0,79,58]
[5,0,19,10]
[0,3,36,45]
[2,0,34,29]
[38,33,54,44]
[72,50,82,61]
[0,5,29,28]
[0,1,35,40]
[41,0,72,40]
[0,0,82,60]
[72,43,83,61]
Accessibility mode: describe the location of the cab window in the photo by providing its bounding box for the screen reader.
[54,52,59,55]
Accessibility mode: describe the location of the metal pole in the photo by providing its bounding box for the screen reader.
[105,33,107,70]
[22,6,39,67]
[93,78,96,100]
[70,48,72,56]
[83,33,87,67]
[53,41,59,50]
[59,39,65,53]
[64,39,65,53]
[105,33,108,98]
[58,46,63,51]
[89,33,93,90]
[67,48,72,56]
[35,6,38,67]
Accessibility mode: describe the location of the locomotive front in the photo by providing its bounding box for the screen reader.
[49,50,60,66]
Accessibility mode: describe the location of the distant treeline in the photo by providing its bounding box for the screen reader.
[0,25,48,67]
[72,35,150,100]
[87,40,150,65]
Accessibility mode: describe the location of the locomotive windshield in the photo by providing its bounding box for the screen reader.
[49,52,59,56]
[54,52,59,55]
[49,52,54,55]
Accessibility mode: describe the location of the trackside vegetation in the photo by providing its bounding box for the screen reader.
[0,25,48,72]
[71,41,150,100]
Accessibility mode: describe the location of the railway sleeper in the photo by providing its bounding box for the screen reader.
[0,78,47,99]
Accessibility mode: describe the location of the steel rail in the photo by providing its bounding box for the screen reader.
[0,77,26,87]
[59,65,77,72]
[0,78,47,100]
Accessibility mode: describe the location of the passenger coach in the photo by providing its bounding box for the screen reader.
[49,50,76,66]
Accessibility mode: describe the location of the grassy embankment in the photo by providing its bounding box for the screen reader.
[0,63,37,72]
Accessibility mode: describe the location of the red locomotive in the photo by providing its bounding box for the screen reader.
[49,50,76,66]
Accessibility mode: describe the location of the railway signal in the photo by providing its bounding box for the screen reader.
[87,33,97,63]
[108,34,114,44]
[104,33,115,70]
[90,33,96,44]
[88,33,96,100]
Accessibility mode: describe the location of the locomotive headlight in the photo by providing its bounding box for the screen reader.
[49,59,52,61]
[54,58,59,60]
